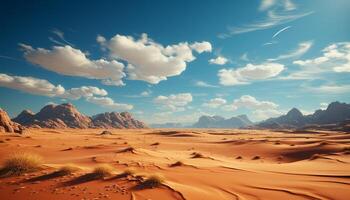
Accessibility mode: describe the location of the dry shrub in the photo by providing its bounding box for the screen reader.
[1,152,43,176]
[93,164,114,178]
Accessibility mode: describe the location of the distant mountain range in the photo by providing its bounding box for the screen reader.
[2,101,350,131]
[256,101,350,131]
[151,101,350,130]
[192,114,253,128]
[11,103,147,129]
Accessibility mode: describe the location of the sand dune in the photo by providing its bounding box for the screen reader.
[0,128,349,200]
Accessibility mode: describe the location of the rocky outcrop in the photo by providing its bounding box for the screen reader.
[13,103,92,128]
[12,103,148,129]
[192,115,252,128]
[0,108,24,134]
[92,112,147,128]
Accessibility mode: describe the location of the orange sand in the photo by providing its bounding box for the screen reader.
[0,128,349,200]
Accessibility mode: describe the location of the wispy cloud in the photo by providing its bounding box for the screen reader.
[272,26,291,38]
[51,28,73,46]
[268,41,313,61]
[219,0,312,39]
[219,10,313,38]
[194,81,218,88]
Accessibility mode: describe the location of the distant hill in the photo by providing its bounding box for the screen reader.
[257,101,350,131]
[192,114,252,128]
[150,122,184,128]
[12,103,147,129]
[92,112,147,128]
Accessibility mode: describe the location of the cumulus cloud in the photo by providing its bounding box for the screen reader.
[61,86,108,100]
[231,95,278,110]
[280,42,350,80]
[202,98,227,108]
[209,56,228,65]
[0,73,132,110]
[268,41,313,61]
[218,62,284,86]
[20,44,125,86]
[100,33,211,84]
[0,73,65,97]
[253,109,283,121]
[294,42,350,73]
[153,93,193,111]
[86,96,133,110]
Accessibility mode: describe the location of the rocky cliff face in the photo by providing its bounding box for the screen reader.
[92,112,147,128]
[0,108,24,133]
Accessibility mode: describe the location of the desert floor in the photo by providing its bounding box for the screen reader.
[0,128,349,200]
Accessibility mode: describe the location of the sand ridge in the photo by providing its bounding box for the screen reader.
[0,128,349,200]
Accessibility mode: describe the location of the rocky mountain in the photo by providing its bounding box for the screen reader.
[257,101,350,130]
[92,112,147,128]
[192,114,252,128]
[13,103,92,128]
[0,108,24,133]
[12,103,147,129]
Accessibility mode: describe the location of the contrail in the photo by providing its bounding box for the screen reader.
[272,26,291,38]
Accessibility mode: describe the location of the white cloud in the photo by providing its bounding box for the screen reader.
[0,73,65,97]
[218,62,284,86]
[20,44,126,86]
[140,90,152,97]
[281,42,350,80]
[61,86,108,100]
[86,96,133,110]
[294,42,350,73]
[101,33,211,84]
[209,56,228,65]
[202,98,227,108]
[253,109,282,121]
[304,83,350,94]
[194,81,218,88]
[153,93,193,111]
[190,42,212,53]
[268,41,313,61]
[0,73,132,109]
[219,95,280,121]
[231,95,278,110]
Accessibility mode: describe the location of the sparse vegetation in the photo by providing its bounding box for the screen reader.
[1,152,43,176]
[123,168,136,176]
[142,174,164,188]
[92,164,114,178]
[57,164,80,175]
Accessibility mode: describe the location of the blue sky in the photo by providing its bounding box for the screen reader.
[0,0,349,124]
